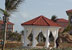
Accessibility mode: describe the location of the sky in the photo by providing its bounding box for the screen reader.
[0,0,72,32]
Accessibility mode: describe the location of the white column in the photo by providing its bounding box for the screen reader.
[32,29,39,47]
[23,29,27,46]
[32,31,37,47]
[23,29,32,46]
[52,29,59,48]
[45,29,50,48]
[21,35,24,44]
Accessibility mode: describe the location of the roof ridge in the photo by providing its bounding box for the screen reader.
[32,16,40,25]
[43,17,61,26]
[42,16,50,25]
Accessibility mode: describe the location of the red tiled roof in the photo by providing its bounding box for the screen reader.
[21,15,61,27]
[56,19,68,27]
[56,19,68,23]
[0,20,14,25]
[66,9,72,13]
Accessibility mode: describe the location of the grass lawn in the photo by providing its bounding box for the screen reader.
[0,47,72,50]
[0,41,72,50]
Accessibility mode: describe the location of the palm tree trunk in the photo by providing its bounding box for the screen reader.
[2,16,7,50]
[4,23,7,47]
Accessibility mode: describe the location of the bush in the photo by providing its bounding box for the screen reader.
[0,31,21,41]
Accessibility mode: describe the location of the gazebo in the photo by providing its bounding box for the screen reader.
[21,15,61,48]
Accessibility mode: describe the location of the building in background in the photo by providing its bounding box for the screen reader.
[66,9,72,34]
[66,9,72,25]
[0,20,14,32]
[56,18,68,32]
[56,18,68,28]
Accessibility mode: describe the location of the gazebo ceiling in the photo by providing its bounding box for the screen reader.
[21,15,60,27]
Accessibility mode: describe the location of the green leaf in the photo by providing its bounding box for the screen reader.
[0,8,10,17]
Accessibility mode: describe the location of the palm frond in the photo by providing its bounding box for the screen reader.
[0,8,10,17]
[5,0,24,12]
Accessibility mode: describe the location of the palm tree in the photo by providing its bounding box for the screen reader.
[51,15,57,22]
[5,0,24,12]
[0,0,24,49]
[62,24,72,33]
[0,8,9,50]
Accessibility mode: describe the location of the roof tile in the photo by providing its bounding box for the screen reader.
[66,9,72,13]
[21,15,60,27]
[0,20,14,25]
[56,19,68,23]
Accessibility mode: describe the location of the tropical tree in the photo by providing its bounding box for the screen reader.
[0,0,24,49]
[0,8,9,50]
[21,30,24,35]
[5,0,24,12]
[62,24,72,33]
[51,15,57,22]
[7,31,21,41]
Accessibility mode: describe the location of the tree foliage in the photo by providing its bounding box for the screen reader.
[51,15,57,22]
[62,24,72,33]
[5,0,24,12]
[21,30,24,35]
[0,31,21,41]
[0,8,9,17]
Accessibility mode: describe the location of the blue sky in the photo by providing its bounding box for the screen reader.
[0,0,72,32]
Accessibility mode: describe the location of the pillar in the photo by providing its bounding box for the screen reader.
[23,29,27,46]
[45,29,50,48]
[32,29,39,47]
[52,29,59,48]
[21,34,24,44]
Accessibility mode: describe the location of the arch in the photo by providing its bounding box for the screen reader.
[37,32,46,42]
[28,33,33,42]
[28,32,33,46]
[36,32,46,46]
[49,31,54,42]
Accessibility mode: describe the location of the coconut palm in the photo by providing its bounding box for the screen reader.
[0,8,9,50]
[0,0,24,49]
[51,15,57,22]
[5,0,24,12]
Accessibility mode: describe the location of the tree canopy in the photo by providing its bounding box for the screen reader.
[5,0,24,12]
[51,15,57,22]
